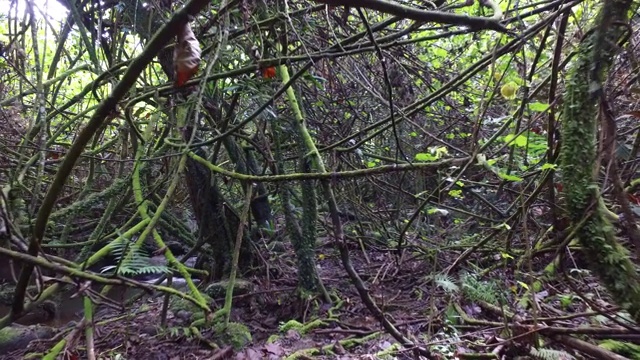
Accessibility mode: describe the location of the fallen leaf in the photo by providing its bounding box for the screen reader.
[264,342,284,356]
[173,22,201,87]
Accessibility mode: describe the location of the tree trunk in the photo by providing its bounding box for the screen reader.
[560,0,640,322]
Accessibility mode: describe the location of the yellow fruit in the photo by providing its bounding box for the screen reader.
[501,82,518,100]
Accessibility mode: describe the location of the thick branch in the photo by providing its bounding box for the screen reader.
[315,0,509,33]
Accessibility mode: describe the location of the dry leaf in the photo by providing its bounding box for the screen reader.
[173,23,201,87]
[264,343,284,356]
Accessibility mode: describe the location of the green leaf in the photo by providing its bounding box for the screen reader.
[532,281,542,292]
[503,134,515,143]
[448,189,463,199]
[409,131,418,137]
[498,172,523,182]
[433,146,448,157]
[415,153,437,161]
[427,208,449,216]
[503,134,528,147]
[514,135,527,147]
[540,163,557,170]
[501,252,514,260]
[557,295,570,309]
[494,223,511,230]
[529,102,550,112]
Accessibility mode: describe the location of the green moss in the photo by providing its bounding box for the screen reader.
[284,348,320,360]
[342,332,379,348]
[0,327,20,343]
[600,340,640,359]
[375,343,402,359]
[279,319,304,333]
[301,319,326,333]
[282,332,379,360]
[279,319,326,335]
[49,177,128,221]
[0,284,15,306]
[170,293,213,313]
[266,334,280,344]
[327,298,344,319]
[559,0,640,324]
[214,322,252,350]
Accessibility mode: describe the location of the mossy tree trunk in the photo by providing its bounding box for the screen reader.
[201,100,271,228]
[182,127,254,280]
[297,166,321,294]
[272,120,323,296]
[244,148,272,227]
[560,0,640,322]
[184,146,235,279]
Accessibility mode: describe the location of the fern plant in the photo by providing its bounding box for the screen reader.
[529,347,575,360]
[461,273,499,304]
[101,238,170,277]
[167,326,195,339]
[599,339,640,359]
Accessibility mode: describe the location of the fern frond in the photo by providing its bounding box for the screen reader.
[461,274,498,304]
[599,339,640,359]
[530,347,575,360]
[434,274,459,294]
[103,238,170,277]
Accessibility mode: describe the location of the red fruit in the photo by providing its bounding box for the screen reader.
[262,66,276,79]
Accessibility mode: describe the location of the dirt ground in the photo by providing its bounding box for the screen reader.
[1,238,611,360]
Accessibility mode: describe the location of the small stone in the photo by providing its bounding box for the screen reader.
[141,325,158,336]
[204,279,254,298]
[175,310,192,321]
[268,241,286,253]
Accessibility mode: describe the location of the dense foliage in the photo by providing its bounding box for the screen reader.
[1,0,640,358]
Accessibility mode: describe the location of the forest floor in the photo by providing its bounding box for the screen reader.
[2,235,622,360]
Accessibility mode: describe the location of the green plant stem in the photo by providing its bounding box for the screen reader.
[277,61,330,302]
[130,141,209,310]
[222,182,253,327]
[83,297,96,360]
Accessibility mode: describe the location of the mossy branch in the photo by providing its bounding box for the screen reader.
[0,218,150,327]
[11,0,213,316]
[131,141,209,311]
[187,150,468,182]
